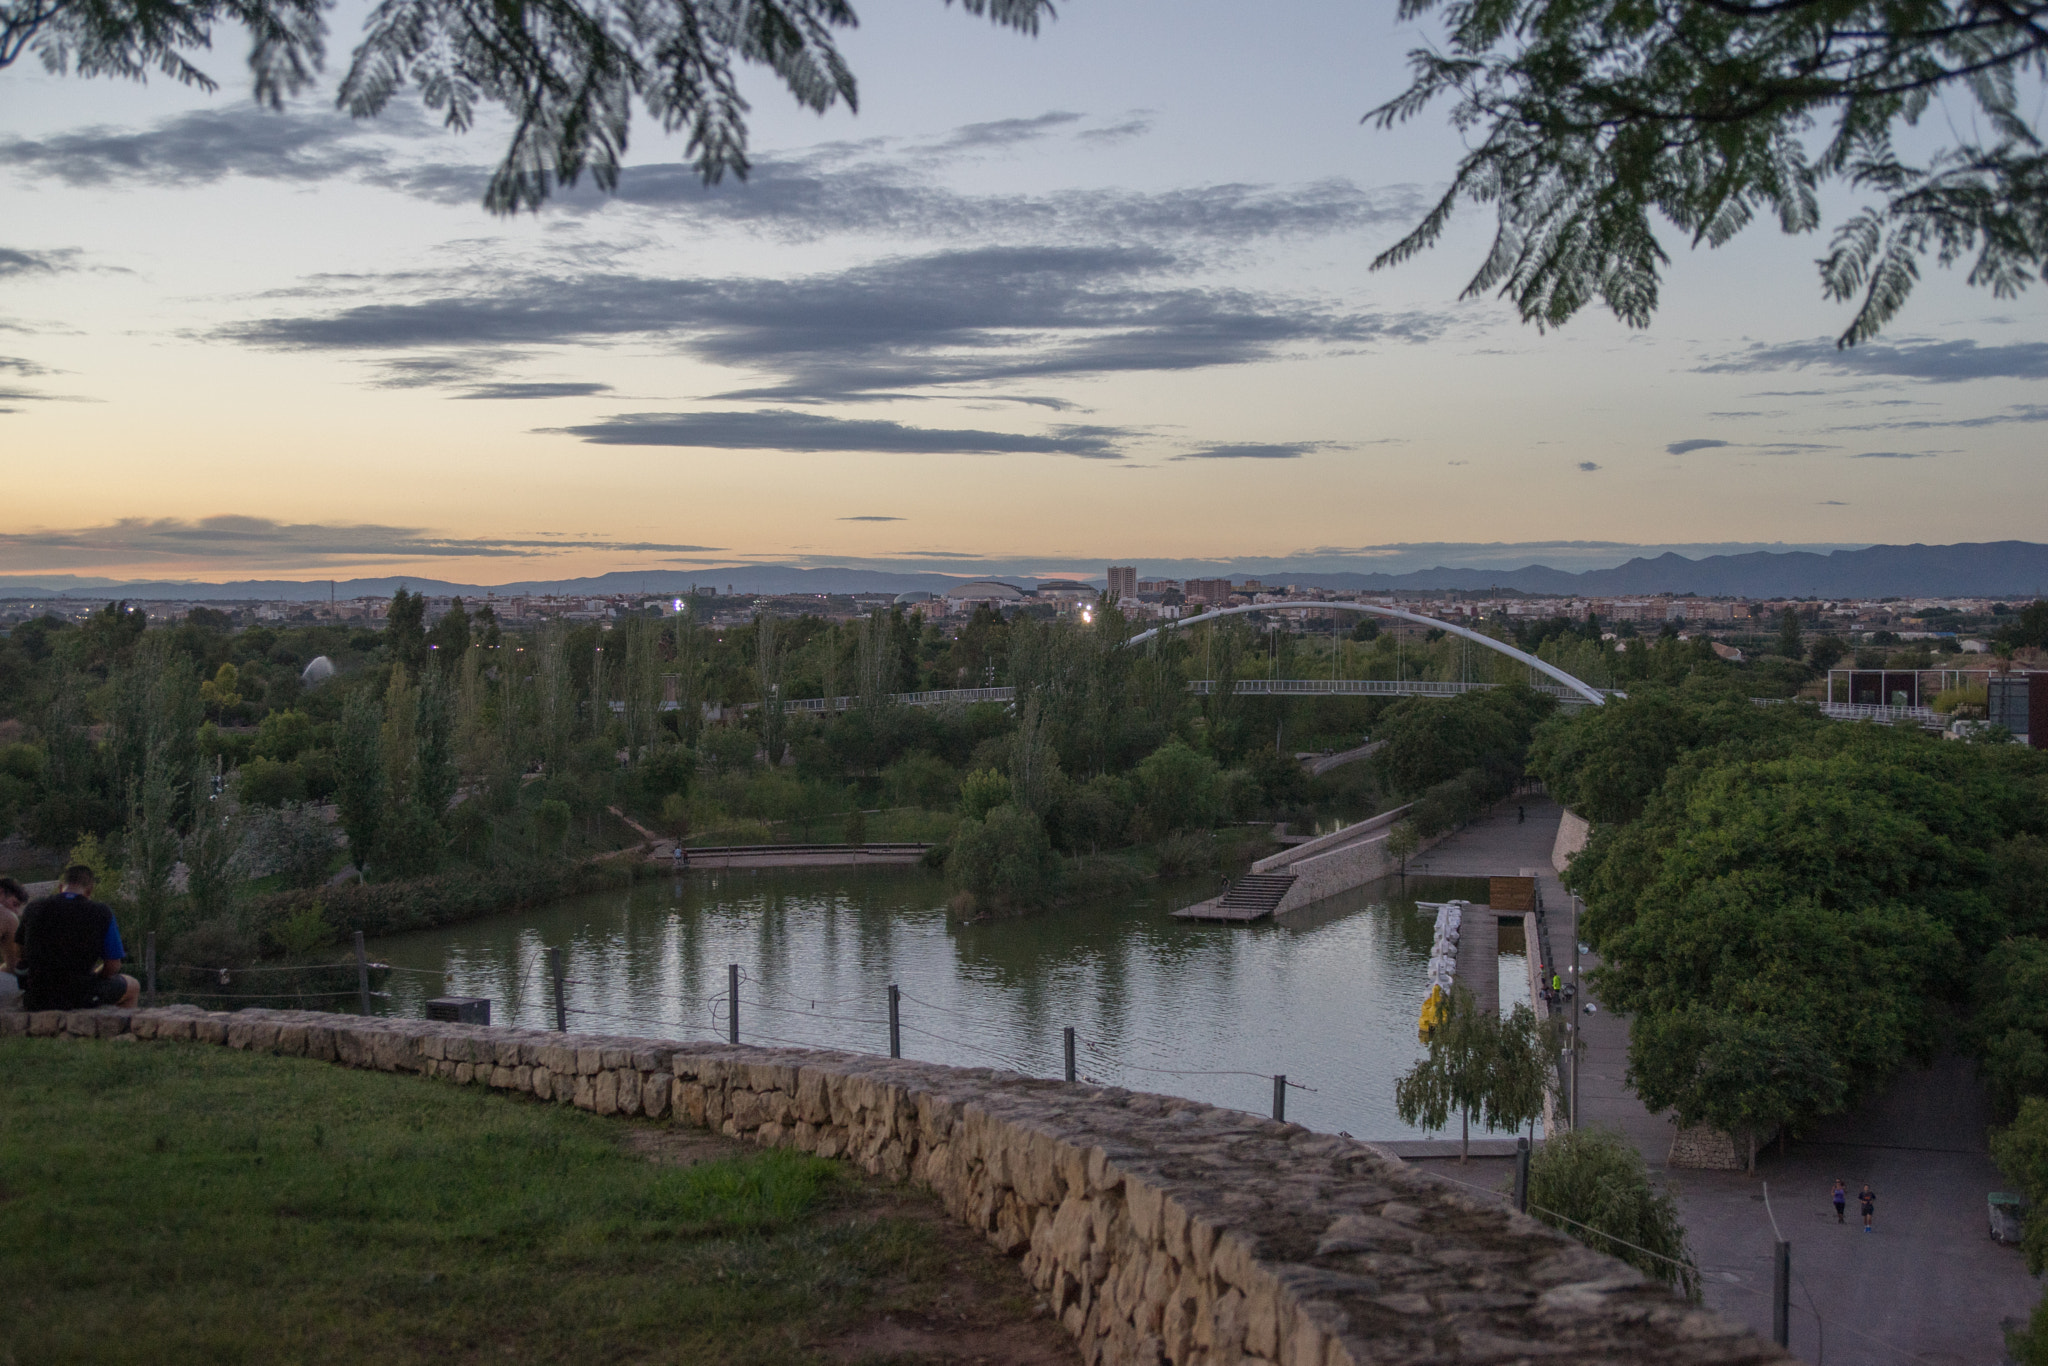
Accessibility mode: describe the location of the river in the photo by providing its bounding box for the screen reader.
[370,868,1529,1140]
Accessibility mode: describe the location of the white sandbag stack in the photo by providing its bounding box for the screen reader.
[1421,900,1466,991]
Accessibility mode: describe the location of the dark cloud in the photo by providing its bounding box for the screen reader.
[1076,115,1153,144]
[1666,438,1731,454]
[0,515,722,572]
[839,515,904,522]
[0,247,81,279]
[1826,403,2048,433]
[543,408,1128,458]
[380,153,1418,249]
[0,356,50,376]
[928,112,1083,152]
[1171,442,1332,460]
[1577,461,1601,471]
[1852,450,1939,459]
[1819,500,1849,505]
[452,381,613,400]
[1700,337,2048,383]
[225,245,1431,401]
[0,108,392,188]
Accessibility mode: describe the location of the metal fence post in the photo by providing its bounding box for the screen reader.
[1064,1026,1077,1082]
[1772,1241,1791,1348]
[353,931,371,1015]
[549,947,567,1031]
[728,963,739,1044]
[144,931,156,1008]
[1273,1074,1286,1122]
[888,984,901,1058]
[1514,1135,1531,1212]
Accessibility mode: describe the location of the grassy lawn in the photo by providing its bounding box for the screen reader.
[0,1037,1065,1366]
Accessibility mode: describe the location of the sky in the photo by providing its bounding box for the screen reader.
[3,0,2045,587]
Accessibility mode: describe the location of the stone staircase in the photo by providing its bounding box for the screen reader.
[1176,871,1297,922]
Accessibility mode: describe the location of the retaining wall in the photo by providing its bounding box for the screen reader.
[1551,811,1591,877]
[1257,808,1449,918]
[5,1005,1782,1366]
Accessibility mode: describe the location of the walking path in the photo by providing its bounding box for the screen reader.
[1398,799,2043,1364]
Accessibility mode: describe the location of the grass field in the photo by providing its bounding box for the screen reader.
[0,1037,1068,1366]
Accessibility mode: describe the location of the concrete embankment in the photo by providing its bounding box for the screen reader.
[656,842,932,870]
[6,1005,1781,1366]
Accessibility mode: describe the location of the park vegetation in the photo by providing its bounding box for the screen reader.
[0,590,2028,959]
[1535,681,2048,1169]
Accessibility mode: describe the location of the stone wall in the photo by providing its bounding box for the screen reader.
[1257,807,1451,919]
[4,1005,1783,1366]
[1551,810,1591,877]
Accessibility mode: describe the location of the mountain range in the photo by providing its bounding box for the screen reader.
[3,542,2046,603]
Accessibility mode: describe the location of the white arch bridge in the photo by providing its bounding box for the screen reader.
[728,601,1614,714]
[1125,600,1610,707]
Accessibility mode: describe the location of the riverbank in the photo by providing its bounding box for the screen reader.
[0,1034,1075,1366]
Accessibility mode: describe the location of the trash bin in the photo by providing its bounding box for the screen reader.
[1990,1192,2027,1243]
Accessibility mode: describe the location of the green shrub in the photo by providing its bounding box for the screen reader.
[882,750,959,810]
[1134,741,1220,834]
[1153,829,1217,877]
[958,767,1011,822]
[1527,1127,1699,1300]
[946,803,1062,910]
[236,756,305,808]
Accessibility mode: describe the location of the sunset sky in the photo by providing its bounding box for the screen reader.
[4,0,2045,587]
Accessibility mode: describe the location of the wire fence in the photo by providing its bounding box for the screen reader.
[144,934,1321,1120]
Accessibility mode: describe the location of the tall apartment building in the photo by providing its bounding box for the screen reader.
[1106,565,1138,599]
[1185,578,1235,603]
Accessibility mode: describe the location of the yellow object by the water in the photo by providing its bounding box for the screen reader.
[1418,983,1448,1043]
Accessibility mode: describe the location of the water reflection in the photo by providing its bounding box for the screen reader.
[370,869,1527,1139]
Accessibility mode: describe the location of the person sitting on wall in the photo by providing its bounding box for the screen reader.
[18,866,140,1011]
[0,877,25,1004]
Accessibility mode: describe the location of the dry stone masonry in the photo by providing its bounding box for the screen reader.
[5,1005,1784,1366]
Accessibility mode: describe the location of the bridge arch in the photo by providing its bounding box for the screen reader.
[1123,601,1609,706]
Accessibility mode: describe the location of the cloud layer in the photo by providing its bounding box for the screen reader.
[0,515,722,572]
[546,409,1129,457]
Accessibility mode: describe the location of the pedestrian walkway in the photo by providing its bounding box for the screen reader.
[1403,798,2043,1364]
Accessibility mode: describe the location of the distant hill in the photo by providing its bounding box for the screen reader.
[7,541,2047,604]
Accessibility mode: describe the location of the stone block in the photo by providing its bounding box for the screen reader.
[194,1016,228,1045]
[532,1067,554,1101]
[573,1074,596,1110]
[642,1073,669,1120]
[577,1047,603,1076]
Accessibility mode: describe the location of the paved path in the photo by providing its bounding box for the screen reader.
[1394,799,2044,1364]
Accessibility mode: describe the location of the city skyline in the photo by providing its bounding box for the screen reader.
[6,0,2048,584]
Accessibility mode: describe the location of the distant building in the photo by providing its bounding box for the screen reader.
[1185,578,1234,604]
[1107,565,1137,599]
[943,580,1028,611]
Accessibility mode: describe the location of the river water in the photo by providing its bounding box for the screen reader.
[370,869,1529,1140]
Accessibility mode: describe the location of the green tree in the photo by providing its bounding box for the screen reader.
[1395,986,1555,1159]
[945,802,1061,910]
[1777,608,1804,661]
[1977,937,2048,1118]
[958,767,1011,822]
[180,771,242,925]
[1995,1097,2048,1363]
[1807,635,1849,673]
[1526,1127,1700,1300]
[1384,820,1420,874]
[386,588,427,677]
[1132,740,1220,835]
[428,596,471,671]
[1371,0,2048,342]
[334,688,384,871]
[1628,1009,1846,1170]
[3,0,1051,214]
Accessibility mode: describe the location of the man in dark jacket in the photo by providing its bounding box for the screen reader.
[18,867,139,1010]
